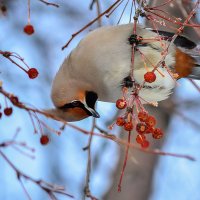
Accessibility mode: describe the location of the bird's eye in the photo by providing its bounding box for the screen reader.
[71,100,81,107]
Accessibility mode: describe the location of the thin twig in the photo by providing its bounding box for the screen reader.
[38,0,59,8]
[0,150,74,198]
[83,118,98,200]
[96,0,102,27]
[0,87,195,160]
[118,131,131,192]
[61,0,122,50]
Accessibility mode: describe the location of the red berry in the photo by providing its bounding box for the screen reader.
[152,128,164,139]
[145,125,154,134]
[4,107,13,116]
[24,24,34,35]
[138,111,148,122]
[124,122,133,131]
[144,72,156,83]
[136,122,147,134]
[146,115,156,127]
[136,134,146,144]
[0,112,2,119]
[116,99,127,109]
[27,68,39,79]
[116,117,126,126]
[141,140,150,148]
[40,135,50,145]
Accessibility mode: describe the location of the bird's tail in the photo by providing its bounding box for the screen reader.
[187,62,200,80]
[189,46,200,80]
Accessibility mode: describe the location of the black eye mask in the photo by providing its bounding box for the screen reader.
[59,100,84,110]
[58,91,100,118]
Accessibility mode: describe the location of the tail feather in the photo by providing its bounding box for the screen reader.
[187,64,200,80]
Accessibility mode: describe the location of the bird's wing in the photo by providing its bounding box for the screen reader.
[145,29,197,49]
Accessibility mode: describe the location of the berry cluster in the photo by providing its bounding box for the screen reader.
[135,111,163,148]
[115,98,163,149]
[116,117,134,131]
[116,99,134,131]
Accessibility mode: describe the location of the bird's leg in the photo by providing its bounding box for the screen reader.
[128,34,144,46]
[122,76,134,88]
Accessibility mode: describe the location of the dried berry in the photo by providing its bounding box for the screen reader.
[116,117,126,126]
[138,111,148,122]
[136,122,147,134]
[28,68,39,79]
[152,128,163,139]
[116,99,127,110]
[146,115,156,127]
[40,135,50,145]
[4,107,13,116]
[124,122,133,131]
[144,71,156,83]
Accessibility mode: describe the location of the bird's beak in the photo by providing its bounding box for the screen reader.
[83,103,100,118]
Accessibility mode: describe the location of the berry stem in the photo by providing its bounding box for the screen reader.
[4,96,8,107]
[28,0,31,24]
[118,130,131,192]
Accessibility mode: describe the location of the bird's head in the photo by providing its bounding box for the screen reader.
[49,75,100,122]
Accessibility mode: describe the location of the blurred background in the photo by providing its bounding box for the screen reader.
[0,0,200,199]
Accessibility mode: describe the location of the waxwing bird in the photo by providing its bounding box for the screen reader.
[50,23,199,122]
